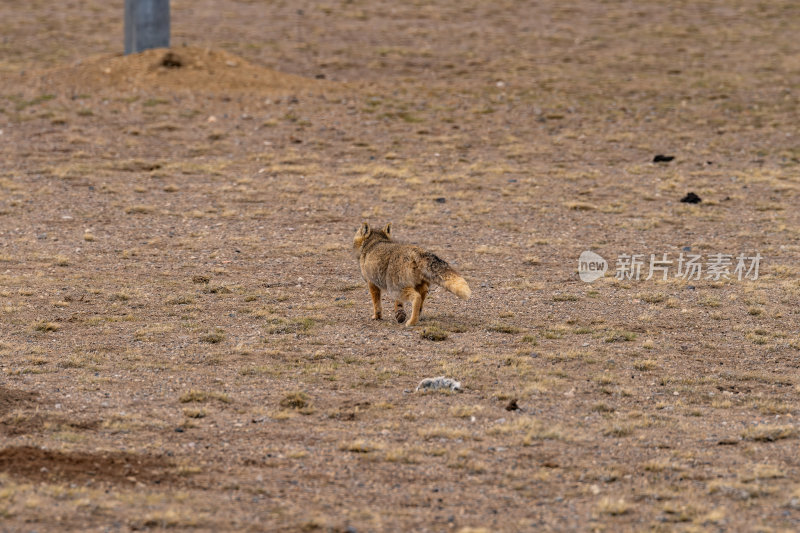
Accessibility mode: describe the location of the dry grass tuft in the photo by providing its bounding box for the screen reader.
[33,321,60,332]
[596,497,632,516]
[199,330,225,343]
[179,390,231,404]
[488,323,522,334]
[340,439,383,453]
[420,325,449,341]
[279,391,311,410]
[741,425,797,442]
[125,204,155,214]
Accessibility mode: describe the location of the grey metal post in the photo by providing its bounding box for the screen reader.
[124,0,170,55]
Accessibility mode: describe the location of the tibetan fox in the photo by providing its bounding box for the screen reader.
[352,222,471,326]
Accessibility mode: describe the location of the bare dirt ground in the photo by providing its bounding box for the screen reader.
[1,1,800,531]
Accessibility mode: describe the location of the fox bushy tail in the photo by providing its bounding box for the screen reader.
[421,252,471,300]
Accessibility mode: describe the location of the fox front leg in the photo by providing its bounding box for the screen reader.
[368,282,382,320]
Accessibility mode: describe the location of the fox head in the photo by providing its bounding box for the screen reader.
[353,222,392,256]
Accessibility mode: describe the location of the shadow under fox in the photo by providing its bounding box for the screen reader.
[353,222,471,326]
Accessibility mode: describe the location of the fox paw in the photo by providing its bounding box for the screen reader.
[395,309,406,323]
[371,314,382,320]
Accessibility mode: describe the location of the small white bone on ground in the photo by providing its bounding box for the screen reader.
[415,376,462,392]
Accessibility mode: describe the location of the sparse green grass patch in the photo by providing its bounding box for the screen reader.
[267,317,316,334]
[605,330,637,343]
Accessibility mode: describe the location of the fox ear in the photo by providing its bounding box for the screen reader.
[360,222,370,236]
[384,222,392,236]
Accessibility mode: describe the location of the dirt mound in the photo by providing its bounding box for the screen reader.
[0,386,39,411]
[1,413,99,436]
[24,46,323,96]
[0,445,177,486]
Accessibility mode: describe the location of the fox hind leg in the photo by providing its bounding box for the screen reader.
[401,287,422,326]
[394,300,406,323]
[368,282,382,320]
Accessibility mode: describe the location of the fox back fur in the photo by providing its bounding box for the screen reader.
[353,222,471,326]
